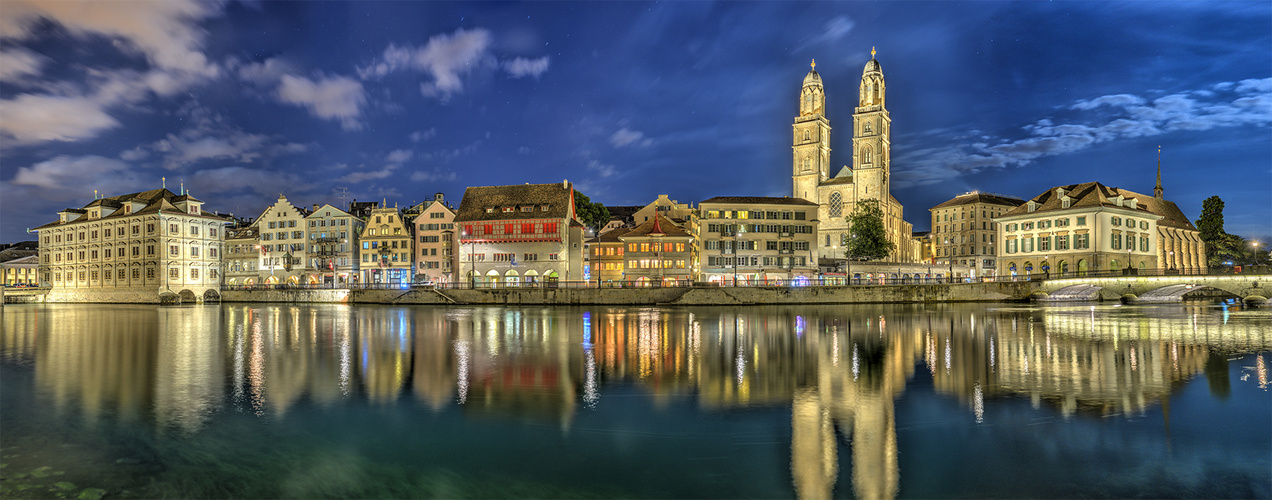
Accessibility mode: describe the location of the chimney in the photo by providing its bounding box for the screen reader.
[313,204,319,212]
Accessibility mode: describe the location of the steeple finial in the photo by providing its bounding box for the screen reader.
[1154,145,1164,198]
[811,59,816,70]
[871,46,876,59]
[162,177,166,189]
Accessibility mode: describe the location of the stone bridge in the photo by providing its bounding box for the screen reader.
[1035,275,1270,305]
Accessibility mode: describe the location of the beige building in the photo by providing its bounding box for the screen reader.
[631,194,696,226]
[455,182,586,287]
[358,205,412,285]
[996,181,1205,277]
[409,193,459,285]
[792,51,915,262]
[699,196,819,285]
[930,192,1024,278]
[34,188,228,303]
[305,204,362,285]
[586,227,629,286]
[252,195,310,285]
[619,214,697,286]
[223,220,259,285]
[2,255,39,286]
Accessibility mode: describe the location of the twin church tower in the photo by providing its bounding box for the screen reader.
[792,48,914,261]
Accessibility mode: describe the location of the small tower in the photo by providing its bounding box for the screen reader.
[852,47,891,202]
[792,59,832,202]
[1154,145,1164,199]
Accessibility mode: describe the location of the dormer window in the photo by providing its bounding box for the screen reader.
[1027,201,1038,213]
[502,207,515,213]
[541,205,550,211]
[190,205,200,215]
[1061,196,1071,209]
[485,207,495,214]
[1055,187,1066,198]
[521,206,533,212]
[90,210,98,218]
[125,205,132,214]
[1125,198,1137,209]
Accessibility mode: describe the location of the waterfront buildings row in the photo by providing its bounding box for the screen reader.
[23,49,1206,299]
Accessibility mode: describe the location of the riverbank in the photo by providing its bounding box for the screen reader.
[220,281,1039,305]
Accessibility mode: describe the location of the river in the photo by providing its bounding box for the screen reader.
[1,302,1268,498]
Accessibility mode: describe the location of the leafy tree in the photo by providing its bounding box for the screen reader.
[1196,195,1226,244]
[845,199,895,261]
[572,190,611,231]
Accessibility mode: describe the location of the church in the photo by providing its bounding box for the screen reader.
[792,49,916,262]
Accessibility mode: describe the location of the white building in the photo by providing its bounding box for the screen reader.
[455,182,586,287]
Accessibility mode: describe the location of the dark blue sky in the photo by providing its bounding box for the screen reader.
[2,1,1269,243]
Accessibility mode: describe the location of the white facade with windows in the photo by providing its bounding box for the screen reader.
[34,188,228,302]
[306,204,362,285]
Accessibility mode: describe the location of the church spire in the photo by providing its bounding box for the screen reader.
[1154,145,1163,198]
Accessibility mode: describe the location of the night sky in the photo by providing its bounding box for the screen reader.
[2,1,1269,244]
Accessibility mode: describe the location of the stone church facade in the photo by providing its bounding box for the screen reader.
[792,50,916,262]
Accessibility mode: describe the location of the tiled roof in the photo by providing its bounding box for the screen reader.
[700,196,819,206]
[34,188,228,230]
[455,182,575,222]
[932,192,1025,209]
[622,214,691,238]
[1001,182,1196,230]
[588,227,631,243]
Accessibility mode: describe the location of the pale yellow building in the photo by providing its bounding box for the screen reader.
[699,196,819,285]
[930,192,1024,278]
[34,188,228,303]
[2,255,39,286]
[409,193,458,285]
[358,205,412,285]
[997,181,1205,277]
[792,51,915,263]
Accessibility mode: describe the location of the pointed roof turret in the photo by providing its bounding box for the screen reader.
[803,59,822,87]
[1154,145,1164,199]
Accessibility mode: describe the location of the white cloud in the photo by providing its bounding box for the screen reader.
[235,57,297,86]
[277,74,367,130]
[338,166,396,184]
[0,47,44,83]
[610,128,652,148]
[409,128,437,142]
[10,155,144,200]
[895,78,1272,188]
[797,16,855,52]
[504,57,550,78]
[409,170,458,182]
[190,167,313,196]
[359,28,551,97]
[587,159,618,178]
[386,149,414,164]
[152,132,269,170]
[0,94,119,142]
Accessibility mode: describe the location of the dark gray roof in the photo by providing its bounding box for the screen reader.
[700,196,819,206]
[455,183,576,222]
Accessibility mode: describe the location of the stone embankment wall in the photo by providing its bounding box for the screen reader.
[221,282,1038,306]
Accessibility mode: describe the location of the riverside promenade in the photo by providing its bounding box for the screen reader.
[219,281,1040,306]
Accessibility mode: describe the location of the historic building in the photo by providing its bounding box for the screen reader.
[252,195,311,285]
[455,181,586,287]
[698,196,819,284]
[792,51,915,262]
[34,188,228,303]
[1,255,39,286]
[930,192,1025,278]
[223,219,259,285]
[619,214,697,286]
[996,179,1206,277]
[631,194,696,226]
[586,227,629,285]
[409,193,459,285]
[305,204,363,285]
[357,205,413,285]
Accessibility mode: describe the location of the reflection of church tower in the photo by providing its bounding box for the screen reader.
[793,60,832,202]
[853,48,891,203]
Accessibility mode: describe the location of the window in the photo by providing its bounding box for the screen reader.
[1111,216,1121,227]
[1126,233,1135,251]
[1077,216,1086,226]
[861,146,873,165]
[1111,233,1122,250]
[1140,236,1149,252]
[1056,235,1069,250]
[169,268,179,279]
[147,268,155,279]
[190,269,199,280]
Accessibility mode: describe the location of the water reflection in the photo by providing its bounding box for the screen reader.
[2,302,1268,498]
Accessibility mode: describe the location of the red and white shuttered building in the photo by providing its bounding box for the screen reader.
[455,181,586,287]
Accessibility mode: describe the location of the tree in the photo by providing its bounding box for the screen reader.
[1196,195,1226,245]
[845,199,895,261]
[572,190,611,232]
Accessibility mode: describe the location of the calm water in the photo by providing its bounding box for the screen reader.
[1,302,1269,499]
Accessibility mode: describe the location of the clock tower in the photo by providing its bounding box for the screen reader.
[793,60,831,202]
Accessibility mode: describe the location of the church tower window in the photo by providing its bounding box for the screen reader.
[861,146,873,165]
[829,192,843,218]
[803,157,811,172]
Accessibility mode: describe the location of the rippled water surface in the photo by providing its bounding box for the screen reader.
[2,302,1269,499]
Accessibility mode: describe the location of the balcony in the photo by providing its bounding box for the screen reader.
[316,237,339,243]
[779,248,793,255]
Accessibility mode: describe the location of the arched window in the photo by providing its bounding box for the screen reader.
[802,156,811,172]
[864,122,872,134]
[804,130,810,141]
[829,192,843,218]
[861,147,873,165]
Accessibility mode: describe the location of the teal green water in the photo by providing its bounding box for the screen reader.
[1,302,1269,499]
